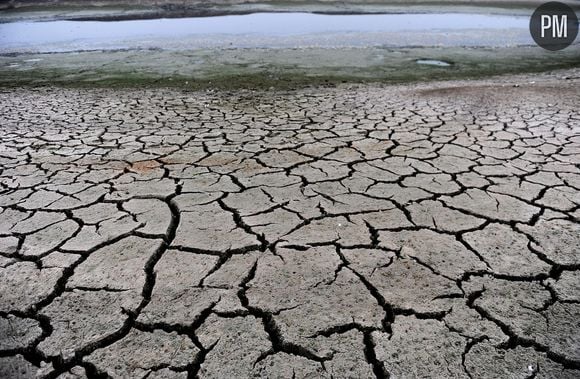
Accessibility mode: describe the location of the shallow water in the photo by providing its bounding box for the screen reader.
[0,12,531,53]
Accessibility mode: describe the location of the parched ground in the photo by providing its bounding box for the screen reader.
[0,71,579,378]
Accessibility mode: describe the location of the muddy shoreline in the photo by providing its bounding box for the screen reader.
[2,45,579,90]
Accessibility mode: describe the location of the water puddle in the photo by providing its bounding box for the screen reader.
[0,12,531,53]
[416,59,452,66]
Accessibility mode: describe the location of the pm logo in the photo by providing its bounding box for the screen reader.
[530,2,579,50]
[541,13,568,38]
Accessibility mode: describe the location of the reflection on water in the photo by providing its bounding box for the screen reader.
[0,12,530,53]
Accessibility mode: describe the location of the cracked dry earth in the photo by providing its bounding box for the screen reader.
[0,74,580,379]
